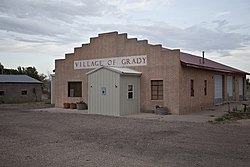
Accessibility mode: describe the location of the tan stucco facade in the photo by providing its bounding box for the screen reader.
[54,32,248,114]
[179,66,246,114]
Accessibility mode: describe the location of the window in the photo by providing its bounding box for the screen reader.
[204,80,207,96]
[68,82,82,97]
[151,80,163,100]
[21,90,28,95]
[0,90,4,96]
[127,85,134,99]
[190,80,194,96]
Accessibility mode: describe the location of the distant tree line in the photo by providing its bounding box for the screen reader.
[0,64,46,81]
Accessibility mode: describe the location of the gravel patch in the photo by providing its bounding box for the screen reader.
[0,104,250,167]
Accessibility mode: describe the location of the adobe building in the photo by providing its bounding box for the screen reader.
[0,75,42,103]
[54,32,249,115]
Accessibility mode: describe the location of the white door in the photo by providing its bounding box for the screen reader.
[227,76,233,101]
[214,75,223,105]
[239,77,243,100]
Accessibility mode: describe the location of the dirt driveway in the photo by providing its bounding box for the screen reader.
[0,104,250,167]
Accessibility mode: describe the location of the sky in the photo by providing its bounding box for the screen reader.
[0,0,250,78]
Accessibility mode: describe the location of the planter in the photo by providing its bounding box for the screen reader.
[63,103,70,109]
[70,103,76,109]
[76,102,88,110]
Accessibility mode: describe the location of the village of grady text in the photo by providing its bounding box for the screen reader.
[74,55,147,69]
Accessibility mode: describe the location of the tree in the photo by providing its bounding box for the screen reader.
[3,66,46,81]
[0,63,3,74]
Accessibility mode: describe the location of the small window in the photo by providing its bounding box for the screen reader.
[127,85,134,99]
[151,80,163,100]
[68,82,82,97]
[204,80,207,96]
[21,90,28,95]
[0,90,5,96]
[190,80,194,97]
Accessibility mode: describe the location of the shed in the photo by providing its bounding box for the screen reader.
[87,66,141,116]
[0,75,42,103]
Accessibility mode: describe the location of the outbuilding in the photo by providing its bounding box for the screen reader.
[0,75,42,103]
[54,32,249,115]
[87,66,141,116]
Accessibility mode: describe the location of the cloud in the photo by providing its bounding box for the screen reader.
[78,20,250,56]
[138,22,250,52]
[214,11,231,18]
[0,16,66,36]
[0,0,116,20]
[0,0,249,60]
[107,0,171,12]
[0,0,117,38]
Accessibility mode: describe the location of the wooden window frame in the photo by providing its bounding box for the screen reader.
[127,84,134,99]
[151,80,163,100]
[68,82,82,97]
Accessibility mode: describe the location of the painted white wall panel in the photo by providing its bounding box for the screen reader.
[239,77,243,100]
[227,76,233,101]
[214,75,223,105]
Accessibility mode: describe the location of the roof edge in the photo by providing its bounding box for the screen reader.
[86,66,142,76]
[181,62,250,75]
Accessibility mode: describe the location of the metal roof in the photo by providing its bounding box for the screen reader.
[180,52,249,75]
[86,66,142,76]
[0,75,42,84]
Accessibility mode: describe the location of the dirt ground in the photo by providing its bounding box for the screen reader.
[0,104,250,167]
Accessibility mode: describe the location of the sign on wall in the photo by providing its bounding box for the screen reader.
[74,55,147,69]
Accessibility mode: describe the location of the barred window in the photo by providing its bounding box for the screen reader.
[151,80,163,100]
[191,80,194,97]
[204,80,207,96]
[68,82,82,97]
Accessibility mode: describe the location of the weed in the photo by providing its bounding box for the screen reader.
[210,112,250,124]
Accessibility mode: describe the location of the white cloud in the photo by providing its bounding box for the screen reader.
[107,0,171,12]
[214,11,231,18]
[0,0,118,40]
[0,0,116,20]
[0,0,250,75]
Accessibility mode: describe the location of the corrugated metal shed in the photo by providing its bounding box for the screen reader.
[87,66,141,116]
[0,75,42,84]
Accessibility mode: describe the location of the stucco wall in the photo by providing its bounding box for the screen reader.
[179,66,247,114]
[54,31,247,114]
[55,32,180,114]
[179,66,215,114]
[0,83,42,103]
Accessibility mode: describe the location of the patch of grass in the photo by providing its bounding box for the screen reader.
[210,112,250,124]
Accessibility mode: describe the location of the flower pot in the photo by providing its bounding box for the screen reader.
[77,102,88,110]
[63,103,70,109]
[70,103,76,109]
